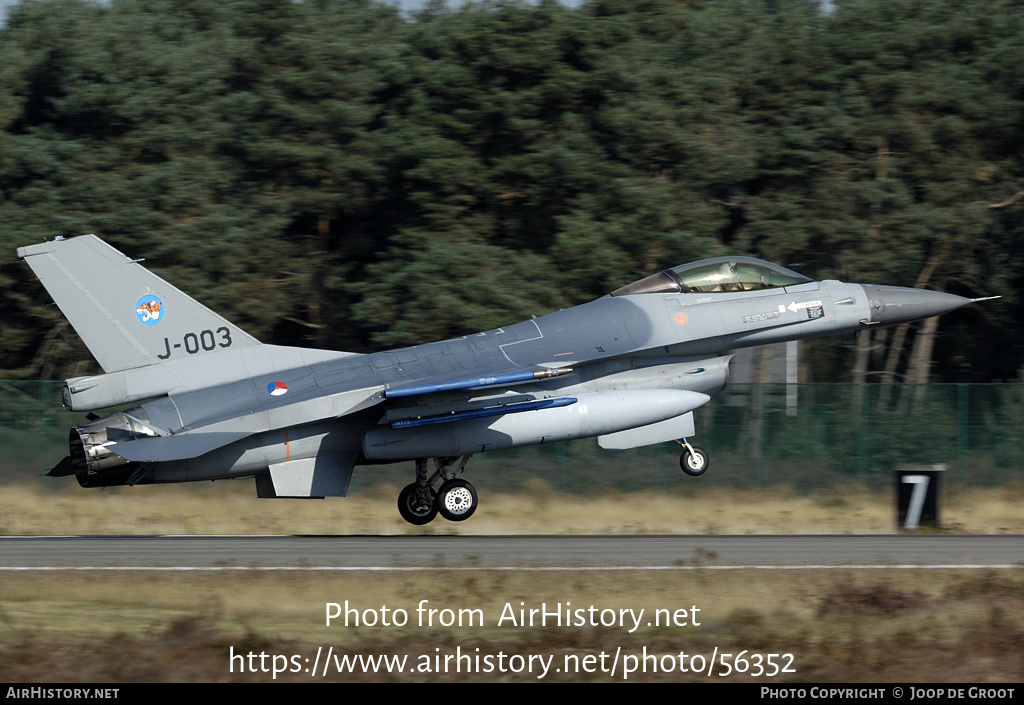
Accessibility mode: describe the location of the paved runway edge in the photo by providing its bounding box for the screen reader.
[0,535,1021,569]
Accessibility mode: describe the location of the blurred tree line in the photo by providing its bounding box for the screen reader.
[0,0,1020,384]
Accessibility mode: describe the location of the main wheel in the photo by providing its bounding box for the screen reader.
[398,483,438,525]
[436,478,478,522]
[680,447,710,477]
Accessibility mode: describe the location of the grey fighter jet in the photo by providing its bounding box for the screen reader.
[17,235,993,524]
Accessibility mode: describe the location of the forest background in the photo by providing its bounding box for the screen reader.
[0,0,1020,387]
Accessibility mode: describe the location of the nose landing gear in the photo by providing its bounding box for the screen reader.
[678,440,710,477]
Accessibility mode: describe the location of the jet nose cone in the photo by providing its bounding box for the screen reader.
[861,285,973,326]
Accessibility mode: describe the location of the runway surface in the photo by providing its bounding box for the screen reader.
[0,535,1021,569]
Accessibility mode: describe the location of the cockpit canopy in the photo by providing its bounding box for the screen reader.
[611,257,813,296]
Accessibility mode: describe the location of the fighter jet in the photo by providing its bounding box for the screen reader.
[17,235,994,524]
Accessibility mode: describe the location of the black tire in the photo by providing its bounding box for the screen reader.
[436,478,478,522]
[680,447,710,477]
[398,483,438,525]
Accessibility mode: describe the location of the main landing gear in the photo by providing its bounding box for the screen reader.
[678,439,710,477]
[397,456,478,525]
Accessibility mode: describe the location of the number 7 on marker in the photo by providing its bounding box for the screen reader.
[901,475,929,530]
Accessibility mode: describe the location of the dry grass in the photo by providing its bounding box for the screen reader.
[2,478,1024,535]
[2,480,1022,682]
[0,569,1021,682]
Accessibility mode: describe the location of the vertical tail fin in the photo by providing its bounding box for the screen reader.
[17,235,260,373]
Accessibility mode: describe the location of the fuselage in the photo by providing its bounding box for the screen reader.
[20,237,988,519]
[61,249,981,492]
[73,275,874,486]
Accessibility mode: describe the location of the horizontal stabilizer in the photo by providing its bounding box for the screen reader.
[109,431,253,463]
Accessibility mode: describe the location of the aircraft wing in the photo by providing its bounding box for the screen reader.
[100,365,573,464]
[381,367,573,399]
[258,385,385,431]
[104,385,385,463]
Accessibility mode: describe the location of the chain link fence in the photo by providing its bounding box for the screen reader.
[2,381,1021,493]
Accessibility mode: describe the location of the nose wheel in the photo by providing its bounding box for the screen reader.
[679,445,709,477]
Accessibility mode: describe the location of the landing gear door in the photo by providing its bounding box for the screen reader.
[598,412,695,451]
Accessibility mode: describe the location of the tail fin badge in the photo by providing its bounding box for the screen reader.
[136,295,164,325]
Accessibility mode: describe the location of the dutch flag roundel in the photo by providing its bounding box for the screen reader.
[267,381,288,396]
